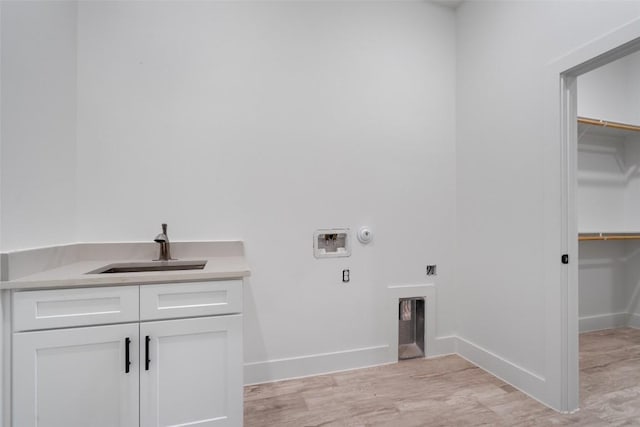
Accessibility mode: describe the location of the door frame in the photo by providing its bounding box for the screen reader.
[549,18,640,412]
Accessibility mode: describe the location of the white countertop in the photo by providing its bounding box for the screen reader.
[1,256,249,290]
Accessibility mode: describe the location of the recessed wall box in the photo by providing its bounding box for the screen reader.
[398,298,425,360]
[313,229,351,258]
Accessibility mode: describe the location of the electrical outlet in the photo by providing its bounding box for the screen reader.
[426,265,437,276]
[342,269,350,283]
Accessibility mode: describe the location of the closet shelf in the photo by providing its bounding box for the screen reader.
[579,232,640,241]
[578,117,640,138]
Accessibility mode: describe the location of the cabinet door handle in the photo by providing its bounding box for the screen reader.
[125,337,131,373]
[145,335,151,371]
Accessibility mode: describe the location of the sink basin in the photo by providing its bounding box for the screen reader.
[87,260,207,274]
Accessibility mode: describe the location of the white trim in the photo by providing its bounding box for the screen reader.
[562,73,579,413]
[243,345,391,385]
[243,336,459,386]
[1,291,11,427]
[456,336,548,408]
[579,313,629,333]
[627,313,640,329]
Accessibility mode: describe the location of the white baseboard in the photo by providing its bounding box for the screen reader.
[627,313,640,329]
[245,282,457,386]
[244,333,458,386]
[579,312,629,332]
[243,321,640,409]
[455,336,546,402]
[433,335,456,356]
[244,345,391,385]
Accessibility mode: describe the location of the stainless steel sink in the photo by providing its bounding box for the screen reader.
[87,260,207,274]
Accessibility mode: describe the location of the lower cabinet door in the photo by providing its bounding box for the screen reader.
[140,315,243,427]
[13,323,140,427]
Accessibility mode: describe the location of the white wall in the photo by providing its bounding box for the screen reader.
[0,4,77,425]
[456,0,640,410]
[575,132,640,234]
[578,54,634,124]
[576,130,637,329]
[623,135,640,229]
[578,50,640,125]
[10,0,640,410]
[577,52,640,234]
[625,241,640,321]
[578,242,634,331]
[74,1,456,379]
[0,1,77,252]
[576,133,626,232]
[577,240,640,329]
[629,53,640,123]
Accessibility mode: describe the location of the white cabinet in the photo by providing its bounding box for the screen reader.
[140,316,242,427]
[13,323,140,427]
[139,281,242,321]
[13,286,139,331]
[10,281,243,427]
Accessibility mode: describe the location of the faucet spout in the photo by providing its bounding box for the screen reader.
[153,223,174,261]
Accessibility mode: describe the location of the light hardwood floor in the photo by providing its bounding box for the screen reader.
[244,328,640,426]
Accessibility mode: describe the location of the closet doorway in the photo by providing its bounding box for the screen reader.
[575,51,640,413]
[559,31,640,413]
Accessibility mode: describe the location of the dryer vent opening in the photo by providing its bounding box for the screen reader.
[398,298,425,360]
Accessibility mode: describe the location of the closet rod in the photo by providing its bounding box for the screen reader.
[578,117,640,133]
[579,233,640,241]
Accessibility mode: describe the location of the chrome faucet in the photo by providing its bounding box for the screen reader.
[154,223,174,261]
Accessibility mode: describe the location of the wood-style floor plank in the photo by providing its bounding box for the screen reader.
[245,328,640,426]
